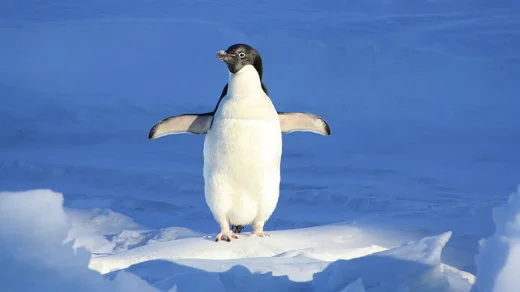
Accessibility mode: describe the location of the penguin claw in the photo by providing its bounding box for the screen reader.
[215,231,239,242]
[251,231,270,238]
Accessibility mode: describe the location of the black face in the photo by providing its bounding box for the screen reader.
[216,44,264,78]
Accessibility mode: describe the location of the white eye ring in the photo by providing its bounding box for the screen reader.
[238,52,246,58]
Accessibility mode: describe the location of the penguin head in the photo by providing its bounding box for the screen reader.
[216,44,264,78]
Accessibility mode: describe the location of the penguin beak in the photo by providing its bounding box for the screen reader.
[217,50,236,63]
[216,50,228,60]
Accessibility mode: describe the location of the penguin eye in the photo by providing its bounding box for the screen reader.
[238,52,246,58]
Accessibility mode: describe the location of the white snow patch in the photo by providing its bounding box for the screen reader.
[0,189,157,292]
[67,208,202,255]
[90,223,473,291]
[66,208,140,254]
[473,185,520,292]
[313,231,474,292]
[89,224,390,277]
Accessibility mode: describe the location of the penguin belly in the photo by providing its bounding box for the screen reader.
[203,101,282,228]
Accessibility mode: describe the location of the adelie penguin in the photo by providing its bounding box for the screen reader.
[148,44,331,242]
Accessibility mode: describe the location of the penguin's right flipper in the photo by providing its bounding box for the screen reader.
[148,113,213,139]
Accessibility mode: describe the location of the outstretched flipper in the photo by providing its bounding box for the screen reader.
[278,112,331,136]
[148,113,213,139]
[149,111,331,139]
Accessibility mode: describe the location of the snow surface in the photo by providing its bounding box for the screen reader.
[0,189,475,292]
[473,186,520,292]
[1,0,520,291]
[0,190,157,292]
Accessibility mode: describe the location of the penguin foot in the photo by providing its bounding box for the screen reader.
[251,222,269,238]
[215,231,239,242]
[251,231,270,238]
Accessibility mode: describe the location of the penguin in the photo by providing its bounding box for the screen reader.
[148,44,330,242]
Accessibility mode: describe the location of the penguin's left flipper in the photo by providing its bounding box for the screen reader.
[278,112,331,136]
[148,113,213,139]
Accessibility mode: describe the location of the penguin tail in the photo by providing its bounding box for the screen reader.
[231,225,245,234]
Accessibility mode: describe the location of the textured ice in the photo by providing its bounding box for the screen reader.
[473,186,520,292]
[0,190,157,292]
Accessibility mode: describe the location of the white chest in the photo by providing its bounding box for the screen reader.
[204,64,282,179]
[214,65,279,121]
